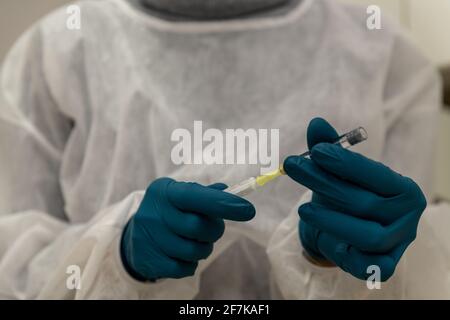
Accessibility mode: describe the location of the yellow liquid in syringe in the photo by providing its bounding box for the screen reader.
[225,166,286,196]
[255,166,286,187]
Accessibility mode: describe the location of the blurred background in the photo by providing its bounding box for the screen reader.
[343,1,450,202]
[1,0,450,200]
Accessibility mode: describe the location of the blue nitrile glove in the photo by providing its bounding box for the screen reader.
[120,177,255,281]
[283,118,427,281]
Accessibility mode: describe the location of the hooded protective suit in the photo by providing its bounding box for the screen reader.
[0,0,448,299]
[137,0,297,20]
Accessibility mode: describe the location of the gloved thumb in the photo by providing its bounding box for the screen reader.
[283,117,339,181]
[208,182,228,190]
[306,117,339,150]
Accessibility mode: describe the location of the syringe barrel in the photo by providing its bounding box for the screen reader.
[226,126,368,196]
[225,177,257,196]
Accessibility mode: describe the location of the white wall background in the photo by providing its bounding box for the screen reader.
[343,0,450,65]
[0,0,72,63]
[1,0,450,199]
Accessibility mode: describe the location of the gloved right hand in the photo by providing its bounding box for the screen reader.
[120,177,255,281]
[283,118,426,281]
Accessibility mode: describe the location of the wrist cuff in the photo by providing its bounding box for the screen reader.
[120,220,152,282]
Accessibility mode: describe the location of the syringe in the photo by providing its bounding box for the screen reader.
[225,127,368,197]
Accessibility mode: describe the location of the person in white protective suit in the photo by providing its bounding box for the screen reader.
[0,0,449,299]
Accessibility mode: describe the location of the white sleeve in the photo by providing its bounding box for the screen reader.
[401,202,450,299]
[0,25,201,300]
[381,31,441,198]
[267,31,443,299]
[267,191,347,300]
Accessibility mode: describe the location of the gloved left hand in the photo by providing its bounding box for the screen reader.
[120,178,255,281]
[283,118,427,281]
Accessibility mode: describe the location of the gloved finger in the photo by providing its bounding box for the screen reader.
[133,211,213,261]
[160,233,214,262]
[335,242,410,282]
[163,260,199,279]
[310,143,410,196]
[163,207,225,242]
[299,203,416,253]
[284,156,418,224]
[284,156,375,213]
[306,117,340,149]
[312,230,406,281]
[208,183,228,190]
[284,156,363,199]
[166,180,255,221]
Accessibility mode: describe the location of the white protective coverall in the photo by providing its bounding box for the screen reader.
[0,0,449,299]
